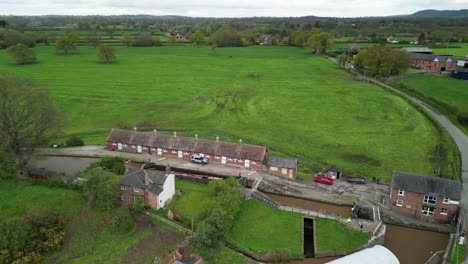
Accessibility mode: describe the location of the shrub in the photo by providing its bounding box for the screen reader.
[109,208,134,233]
[458,112,468,127]
[131,195,145,214]
[65,135,84,146]
[264,250,291,263]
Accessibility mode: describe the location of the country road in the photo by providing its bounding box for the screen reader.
[365,76,468,262]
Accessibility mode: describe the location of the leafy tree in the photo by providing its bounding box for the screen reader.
[65,135,84,146]
[97,44,116,64]
[0,75,60,176]
[211,44,217,55]
[190,30,204,46]
[354,45,409,77]
[0,217,31,252]
[210,30,242,47]
[347,44,360,55]
[55,31,79,54]
[8,43,37,65]
[0,20,8,27]
[430,30,453,43]
[87,32,101,47]
[0,30,35,48]
[83,166,120,209]
[418,32,426,44]
[458,112,468,127]
[109,208,134,232]
[121,32,132,46]
[336,55,348,68]
[88,156,126,174]
[307,29,334,54]
[133,32,160,47]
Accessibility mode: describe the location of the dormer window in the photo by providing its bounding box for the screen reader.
[133,187,139,193]
[443,197,450,204]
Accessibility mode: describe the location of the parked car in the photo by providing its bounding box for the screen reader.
[347,176,366,184]
[190,154,208,164]
[314,175,334,185]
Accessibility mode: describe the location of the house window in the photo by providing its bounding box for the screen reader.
[440,208,448,215]
[270,166,278,171]
[120,185,126,190]
[172,149,177,153]
[443,197,450,204]
[281,168,288,174]
[396,200,403,207]
[421,206,435,216]
[398,189,404,196]
[184,151,189,154]
[423,195,437,205]
[133,187,139,193]
[215,155,220,159]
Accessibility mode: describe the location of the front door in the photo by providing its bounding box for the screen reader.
[245,159,250,168]
[137,145,142,153]
[178,151,183,158]
[221,156,227,164]
[117,143,123,150]
[289,169,293,178]
[157,148,162,156]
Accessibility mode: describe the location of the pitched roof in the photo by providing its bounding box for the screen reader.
[409,52,437,61]
[148,170,167,185]
[108,129,267,161]
[401,47,432,53]
[392,170,461,200]
[121,168,147,189]
[147,184,163,195]
[108,128,134,143]
[327,165,342,173]
[268,156,297,169]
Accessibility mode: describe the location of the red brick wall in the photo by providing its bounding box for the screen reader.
[267,166,296,179]
[120,185,144,206]
[390,188,458,222]
[145,190,158,209]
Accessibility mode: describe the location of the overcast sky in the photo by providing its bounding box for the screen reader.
[1,0,467,17]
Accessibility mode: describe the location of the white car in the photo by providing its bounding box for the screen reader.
[190,154,208,164]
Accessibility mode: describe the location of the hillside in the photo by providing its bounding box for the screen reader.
[409,9,468,18]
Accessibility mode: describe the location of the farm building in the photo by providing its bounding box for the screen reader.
[267,156,297,179]
[390,170,461,223]
[401,47,432,54]
[120,168,175,210]
[452,60,468,80]
[107,128,267,169]
[407,53,458,72]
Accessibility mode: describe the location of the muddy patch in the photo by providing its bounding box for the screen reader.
[343,154,382,167]
[123,215,184,264]
[196,96,207,102]
[243,87,256,92]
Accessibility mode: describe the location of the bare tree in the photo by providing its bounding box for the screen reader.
[0,75,60,177]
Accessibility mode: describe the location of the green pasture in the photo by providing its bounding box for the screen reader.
[315,217,370,252]
[0,45,445,179]
[432,44,468,57]
[0,180,82,218]
[228,199,303,256]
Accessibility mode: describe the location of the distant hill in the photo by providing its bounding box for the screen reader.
[409,9,468,18]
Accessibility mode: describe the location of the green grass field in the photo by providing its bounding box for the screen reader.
[228,199,303,256]
[0,45,445,179]
[432,44,468,57]
[0,180,83,218]
[315,217,370,252]
[399,76,468,134]
[172,179,210,218]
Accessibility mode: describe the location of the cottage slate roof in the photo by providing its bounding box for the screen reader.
[108,129,267,161]
[409,53,437,61]
[131,131,155,146]
[327,166,342,173]
[268,156,297,169]
[436,55,458,63]
[108,128,134,143]
[147,184,163,195]
[392,170,461,200]
[121,168,147,189]
[148,170,167,185]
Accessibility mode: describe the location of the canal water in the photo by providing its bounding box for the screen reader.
[267,193,352,218]
[28,156,98,176]
[384,224,449,264]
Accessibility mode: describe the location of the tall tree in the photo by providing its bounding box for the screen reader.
[87,32,101,47]
[190,30,204,46]
[121,32,132,46]
[8,43,37,65]
[418,32,425,45]
[83,167,120,209]
[55,31,79,54]
[97,44,116,64]
[354,45,409,77]
[307,29,334,54]
[0,75,60,176]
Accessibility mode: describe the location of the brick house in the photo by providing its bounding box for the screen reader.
[120,168,175,210]
[107,128,267,170]
[267,156,297,180]
[408,53,458,72]
[390,171,461,223]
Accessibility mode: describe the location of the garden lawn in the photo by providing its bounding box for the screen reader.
[0,180,82,218]
[228,199,303,256]
[172,179,210,218]
[0,45,446,179]
[315,217,370,252]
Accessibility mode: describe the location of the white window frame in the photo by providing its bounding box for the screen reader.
[421,206,435,216]
[398,189,405,196]
[270,166,278,171]
[440,208,448,215]
[172,149,177,153]
[423,195,437,205]
[396,200,403,207]
[215,155,220,159]
[120,185,126,190]
[133,187,139,193]
[443,197,450,204]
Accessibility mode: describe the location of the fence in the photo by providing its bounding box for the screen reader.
[144,212,191,235]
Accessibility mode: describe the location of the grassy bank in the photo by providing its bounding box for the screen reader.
[0,45,441,179]
[315,218,370,252]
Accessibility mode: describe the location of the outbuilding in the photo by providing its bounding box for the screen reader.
[267,156,297,179]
